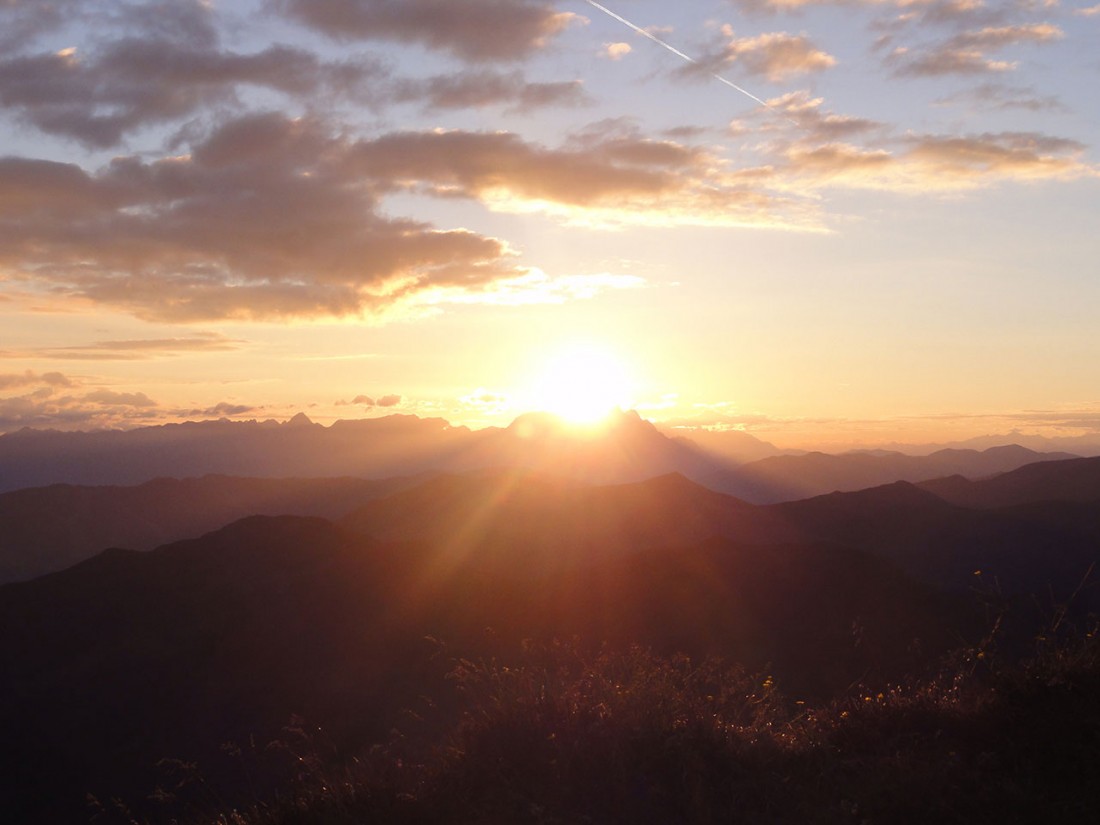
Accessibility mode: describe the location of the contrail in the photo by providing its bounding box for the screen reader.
[582,0,794,123]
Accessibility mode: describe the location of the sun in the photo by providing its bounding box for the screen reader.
[522,343,635,425]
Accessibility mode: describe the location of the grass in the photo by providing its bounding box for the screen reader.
[106,620,1100,825]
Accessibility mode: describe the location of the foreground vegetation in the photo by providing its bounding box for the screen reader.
[96,621,1100,825]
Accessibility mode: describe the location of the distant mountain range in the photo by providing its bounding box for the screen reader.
[709,444,1079,503]
[0,475,415,582]
[0,410,1089,582]
[0,411,1076,501]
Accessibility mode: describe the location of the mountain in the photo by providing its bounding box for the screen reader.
[0,512,965,823]
[342,470,798,557]
[0,414,470,493]
[706,445,1077,503]
[770,480,1100,609]
[6,458,1100,822]
[342,466,1100,608]
[0,411,725,494]
[917,455,1100,509]
[0,474,415,583]
[660,425,783,464]
[4,411,1075,506]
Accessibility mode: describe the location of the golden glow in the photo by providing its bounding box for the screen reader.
[522,342,635,424]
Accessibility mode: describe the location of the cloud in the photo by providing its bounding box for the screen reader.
[339,393,400,407]
[0,113,534,321]
[7,334,248,361]
[777,130,1091,190]
[761,91,885,140]
[936,81,1063,112]
[271,0,575,61]
[602,42,633,60]
[392,70,588,112]
[83,389,158,407]
[735,94,1095,192]
[343,123,804,228]
[3,109,687,320]
[1076,4,1100,16]
[0,370,73,390]
[888,23,1063,76]
[7,98,1087,325]
[0,39,387,148]
[190,401,256,417]
[0,0,81,52]
[0,375,167,432]
[684,27,837,82]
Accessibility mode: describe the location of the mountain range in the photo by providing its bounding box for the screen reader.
[2,414,1098,822]
[0,410,1075,498]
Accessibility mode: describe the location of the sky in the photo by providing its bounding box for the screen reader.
[0,0,1098,450]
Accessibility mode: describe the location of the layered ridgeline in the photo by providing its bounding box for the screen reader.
[3,461,1099,822]
[4,453,1100,586]
[0,411,1074,498]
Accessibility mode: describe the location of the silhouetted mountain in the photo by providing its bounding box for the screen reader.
[0,474,415,583]
[0,411,725,496]
[771,481,1100,608]
[450,409,727,485]
[342,470,798,556]
[1,505,968,823]
[0,415,471,492]
[878,430,1100,457]
[918,455,1100,508]
[660,425,783,464]
[707,445,1076,503]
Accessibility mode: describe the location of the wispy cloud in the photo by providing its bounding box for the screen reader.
[887,22,1063,76]
[733,94,1094,192]
[683,26,837,82]
[1,334,247,361]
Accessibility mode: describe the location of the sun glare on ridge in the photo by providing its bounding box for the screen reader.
[522,343,636,425]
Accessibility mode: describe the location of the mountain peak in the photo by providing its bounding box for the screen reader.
[285,412,315,427]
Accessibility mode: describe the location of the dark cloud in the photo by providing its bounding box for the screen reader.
[346,128,703,206]
[192,401,256,417]
[0,40,387,148]
[339,393,400,407]
[392,70,587,112]
[271,0,575,61]
[0,113,527,321]
[0,108,810,323]
[0,0,78,52]
[104,0,221,48]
